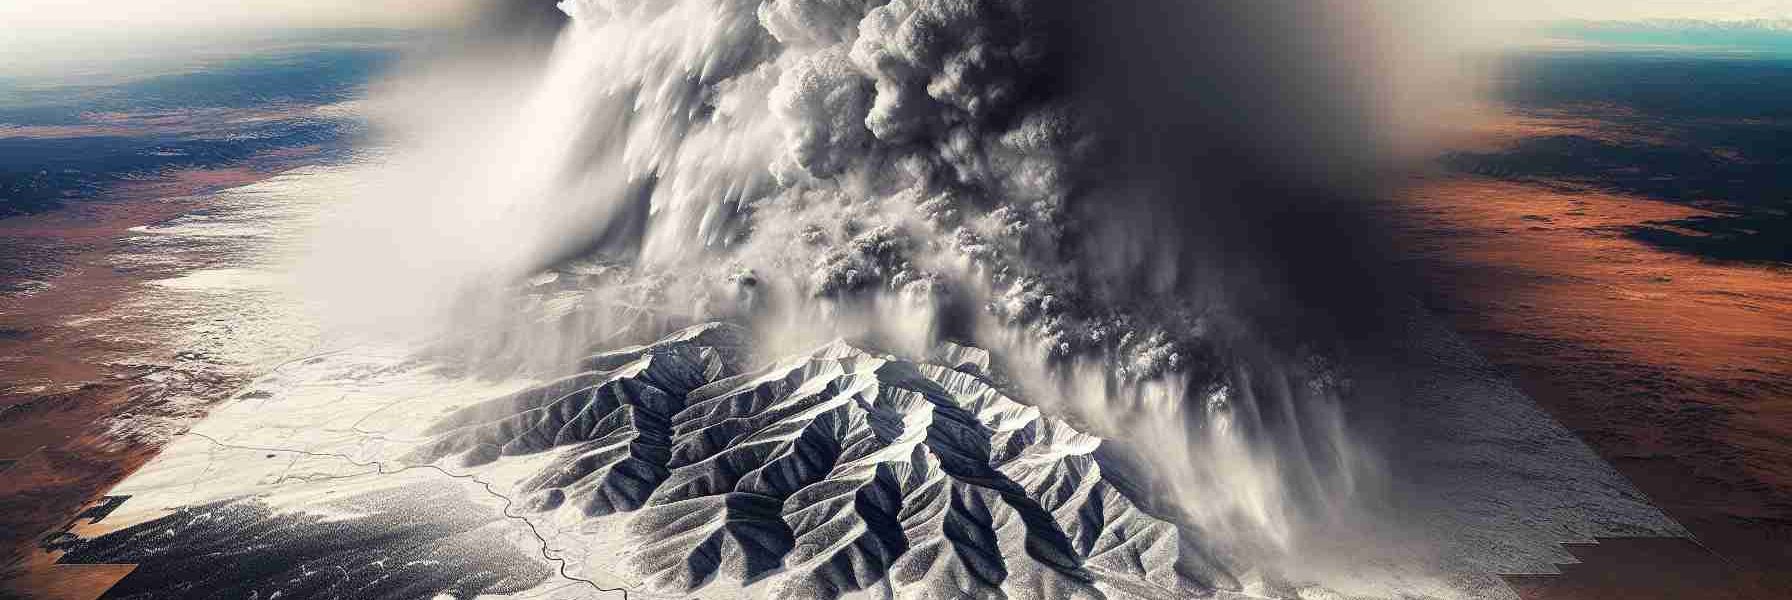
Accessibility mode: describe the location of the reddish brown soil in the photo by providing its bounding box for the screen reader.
[1393,175,1792,598]
[0,554,134,600]
[1504,538,1753,600]
[0,152,322,595]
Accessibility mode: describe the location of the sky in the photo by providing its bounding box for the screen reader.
[0,0,480,32]
[1,0,1788,34]
[0,0,484,73]
[1,0,1789,69]
[1470,0,1792,22]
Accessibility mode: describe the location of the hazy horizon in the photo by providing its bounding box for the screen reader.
[3,0,1790,35]
[6,0,1792,60]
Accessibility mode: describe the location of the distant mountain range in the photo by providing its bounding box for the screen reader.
[1542,19,1792,53]
[1572,18,1792,31]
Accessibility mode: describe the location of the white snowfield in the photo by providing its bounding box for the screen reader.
[82,317,1684,600]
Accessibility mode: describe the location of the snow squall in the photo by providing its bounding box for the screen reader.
[306,0,1474,596]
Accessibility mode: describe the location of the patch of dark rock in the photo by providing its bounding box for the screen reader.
[54,483,551,600]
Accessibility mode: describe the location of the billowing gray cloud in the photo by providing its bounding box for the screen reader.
[335,0,1474,579]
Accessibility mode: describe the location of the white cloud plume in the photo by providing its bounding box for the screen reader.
[312,0,1478,590]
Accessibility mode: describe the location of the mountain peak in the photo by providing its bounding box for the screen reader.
[413,323,1235,599]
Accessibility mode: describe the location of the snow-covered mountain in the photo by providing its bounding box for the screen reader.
[415,323,1233,599]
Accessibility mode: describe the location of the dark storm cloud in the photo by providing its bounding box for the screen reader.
[326,0,1473,564]
[1042,0,1428,350]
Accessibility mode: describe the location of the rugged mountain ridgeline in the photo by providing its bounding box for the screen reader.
[413,323,1236,599]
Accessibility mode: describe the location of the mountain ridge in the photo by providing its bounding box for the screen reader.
[412,323,1237,599]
